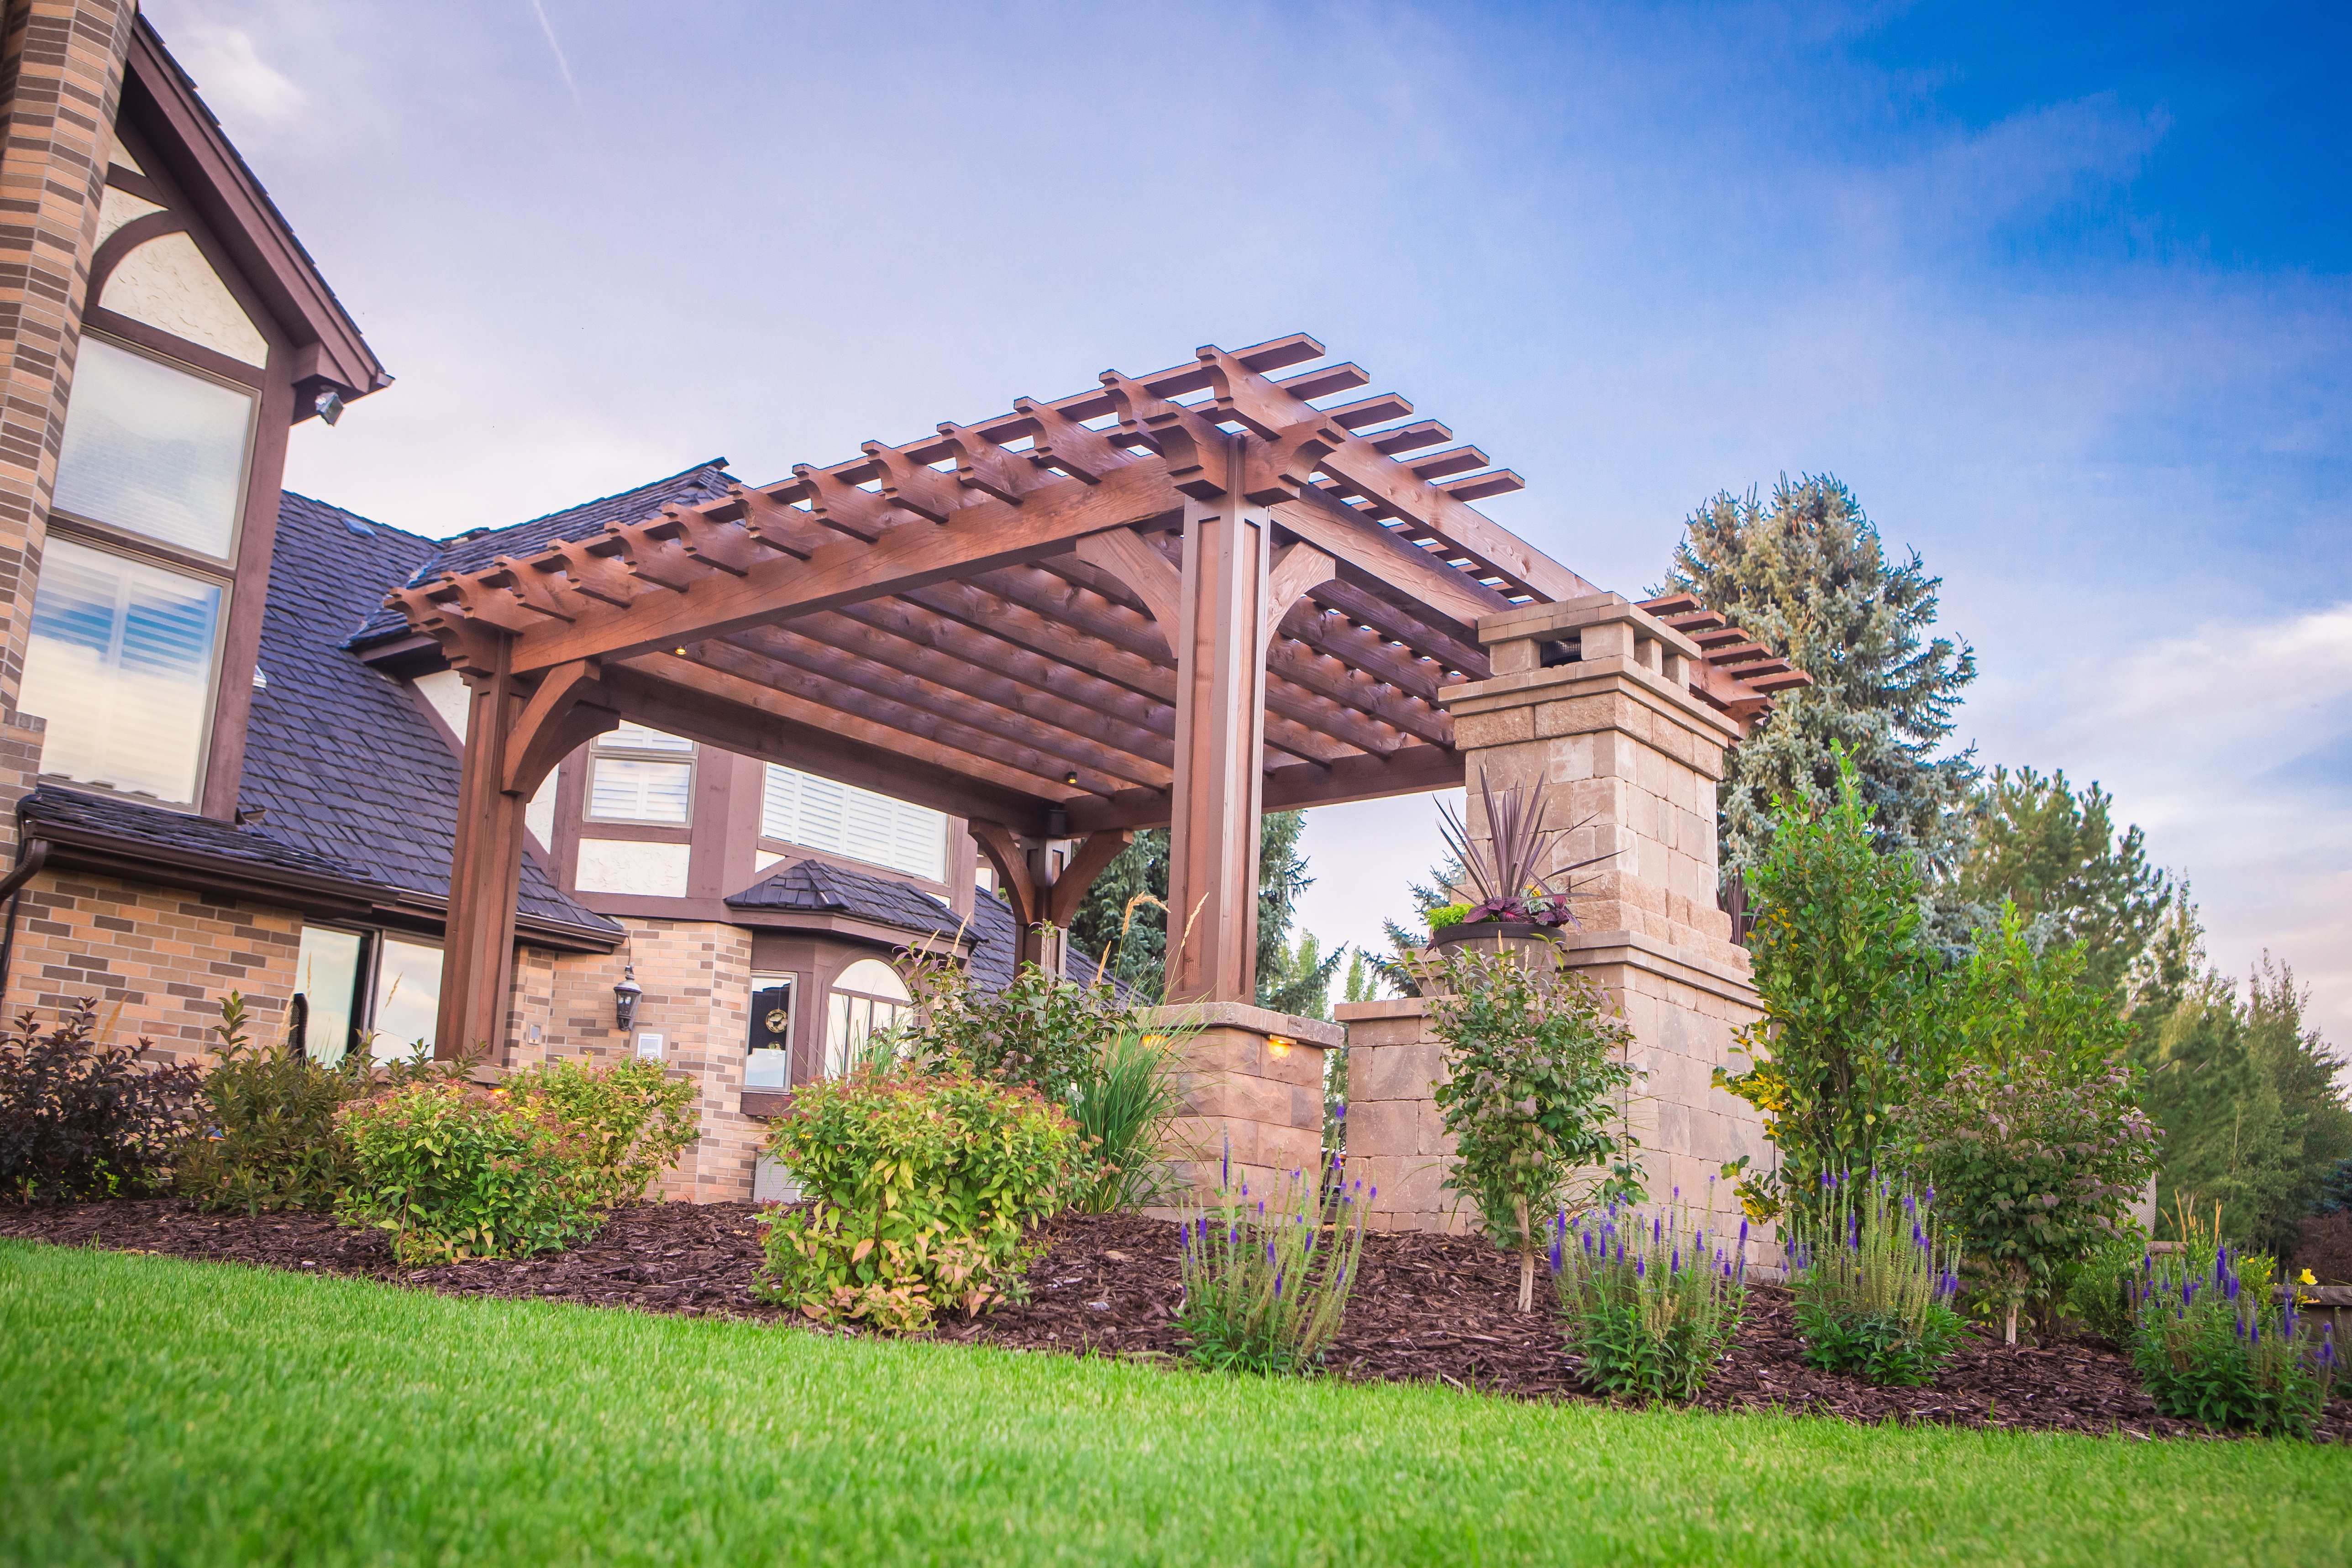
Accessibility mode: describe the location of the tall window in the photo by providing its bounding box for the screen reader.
[746,974,794,1089]
[53,338,255,560]
[762,764,945,881]
[21,335,254,807]
[588,723,695,823]
[19,536,222,804]
[824,958,910,1076]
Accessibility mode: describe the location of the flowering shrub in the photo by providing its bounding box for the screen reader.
[503,1056,698,1207]
[1790,1174,1964,1386]
[176,994,368,1214]
[1552,1196,1746,1402]
[756,1059,1079,1332]
[1412,944,1643,1312]
[337,1082,599,1264]
[0,1001,197,1201]
[1176,1151,1369,1375]
[2130,1242,2336,1440]
[1909,1057,2159,1343]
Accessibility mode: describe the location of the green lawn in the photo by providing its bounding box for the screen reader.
[3,1242,2346,1567]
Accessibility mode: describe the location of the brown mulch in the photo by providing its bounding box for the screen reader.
[6,1200,2345,1442]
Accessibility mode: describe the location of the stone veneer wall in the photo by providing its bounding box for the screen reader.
[1151,1002,1340,1208]
[508,918,761,1204]
[1336,962,1769,1261]
[1,866,298,1059]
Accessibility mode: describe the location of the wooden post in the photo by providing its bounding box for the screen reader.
[1164,434,1269,1004]
[436,645,618,1060]
[437,634,527,1059]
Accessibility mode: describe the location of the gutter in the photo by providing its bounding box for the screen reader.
[0,830,50,1000]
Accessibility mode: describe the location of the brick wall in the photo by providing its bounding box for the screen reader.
[0,0,136,708]
[509,918,764,1204]
[0,703,39,852]
[1,866,298,1059]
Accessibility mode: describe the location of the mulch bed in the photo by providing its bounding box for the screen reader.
[7,1200,2344,1442]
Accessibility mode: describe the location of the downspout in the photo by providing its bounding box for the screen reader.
[0,824,52,1001]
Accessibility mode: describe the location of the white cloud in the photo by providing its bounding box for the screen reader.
[1969,604,2352,1051]
[174,19,305,128]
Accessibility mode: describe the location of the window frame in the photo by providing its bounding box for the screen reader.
[746,971,796,1090]
[21,528,232,811]
[48,330,262,572]
[583,724,698,827]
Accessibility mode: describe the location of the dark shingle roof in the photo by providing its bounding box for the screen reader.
[346,459,735,646]
[726,857,965,941]
[727,857,1115,996]
[236,492,618,935]
[19,784,378,886]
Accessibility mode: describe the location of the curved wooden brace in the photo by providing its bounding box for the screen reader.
[499,660,616,797]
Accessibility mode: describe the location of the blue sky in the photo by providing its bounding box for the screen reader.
[151,1,2350,1047]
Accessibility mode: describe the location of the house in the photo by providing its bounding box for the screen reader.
[0,13,1104,1202]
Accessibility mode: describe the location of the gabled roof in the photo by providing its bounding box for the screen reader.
[231,492,617,941]
[348,461,737,647]
[125,17,387,409]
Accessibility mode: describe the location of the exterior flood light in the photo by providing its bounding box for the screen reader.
[613,965,643,1032]
[314,388,344,425]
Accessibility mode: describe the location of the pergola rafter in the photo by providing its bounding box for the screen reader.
[393,333,1802,1054]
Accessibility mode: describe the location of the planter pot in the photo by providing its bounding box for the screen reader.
[1426,921,1565,954]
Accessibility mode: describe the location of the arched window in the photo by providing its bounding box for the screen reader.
[825,957,911,1076]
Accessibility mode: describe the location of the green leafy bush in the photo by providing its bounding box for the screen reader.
[1713,750,1942,1228]
[1176,1152,1369,1375]
[1909,1057,2159,1343]
[2065,1227,2150,1345]
[175,994,368,1214]
[0,1001,197,1201]
[1412,943,1642,1312]
[1426,902,1470,933]
[902,956,1124,1106]
[503,1056,698,1206]
[756,1059,1079,1332]
[1790,1174,1964,1385]
[1553,1198,1746,1402]
[2131,1242,2335,1439]
[1064,1027,1186,1214]
[337,1082,599,1264]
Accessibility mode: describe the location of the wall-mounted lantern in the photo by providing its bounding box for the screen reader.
[613,965,643,1032]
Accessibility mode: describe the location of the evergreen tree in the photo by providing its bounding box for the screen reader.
[1066,810,1337,1011]
[2130,929,2352,1254]
[1659,475,1978,884]
[1954,767,2175,997]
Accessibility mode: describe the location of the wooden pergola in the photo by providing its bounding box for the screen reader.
[388,334,1803,1052]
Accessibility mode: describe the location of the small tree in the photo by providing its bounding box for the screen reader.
[1412,944,1642,1312]
[1907,1057,2159,1343]
[1714,749,1942,1224]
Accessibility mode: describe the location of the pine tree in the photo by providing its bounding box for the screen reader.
[1954,767,2177,997]
[1066,810,1337,1010]
[1659,475,1978,883]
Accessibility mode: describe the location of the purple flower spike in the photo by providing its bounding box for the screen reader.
[1739,1219,1749,1245]
[1335,1102,1347,1120]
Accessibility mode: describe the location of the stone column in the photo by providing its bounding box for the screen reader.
[1425,592,1771,1249]
[1149,1000,1339,1209]
[1332,995,1471,1233]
